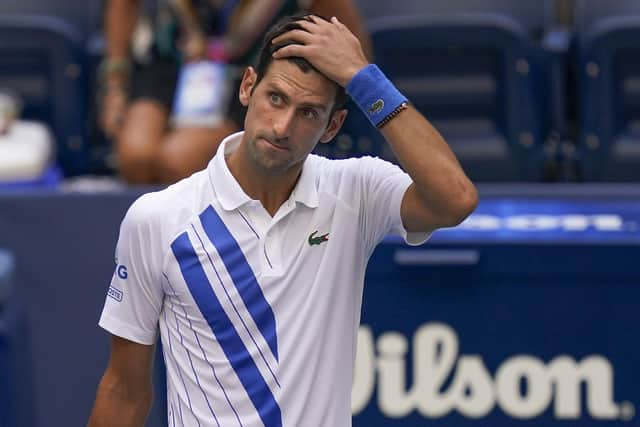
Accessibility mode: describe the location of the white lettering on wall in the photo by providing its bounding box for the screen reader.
[352,323,632,421]
[459,214,624,232]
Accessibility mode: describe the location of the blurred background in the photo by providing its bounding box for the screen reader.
[0,0,639,426]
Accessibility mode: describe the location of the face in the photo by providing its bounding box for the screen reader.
[238,60,347,176]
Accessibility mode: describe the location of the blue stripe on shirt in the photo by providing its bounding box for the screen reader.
[171,231,282,427]
[199,205,279,360]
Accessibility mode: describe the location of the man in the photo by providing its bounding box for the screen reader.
[88,14,478,427]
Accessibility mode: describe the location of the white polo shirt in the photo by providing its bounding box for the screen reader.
[99,131,427,427]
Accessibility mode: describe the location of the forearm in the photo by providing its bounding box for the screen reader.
[87,374,152,427]
[343,61,477,228]
[380,107,478,224]
[104,0,141,62]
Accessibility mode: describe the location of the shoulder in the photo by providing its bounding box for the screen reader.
[123,170,209,231]
[309,155,411,208]
[309,154,403,183]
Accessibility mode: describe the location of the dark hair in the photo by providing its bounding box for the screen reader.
[253,13,349,114]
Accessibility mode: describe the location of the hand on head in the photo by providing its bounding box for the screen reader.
[271,15,369,88]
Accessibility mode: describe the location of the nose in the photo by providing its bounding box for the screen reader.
[272,108,296,139]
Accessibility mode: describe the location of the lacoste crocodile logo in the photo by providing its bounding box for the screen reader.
[368,99,384,114]
[308,230,330,246]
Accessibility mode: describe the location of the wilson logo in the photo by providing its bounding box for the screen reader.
[352,323,635,421]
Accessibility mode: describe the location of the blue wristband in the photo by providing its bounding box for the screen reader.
[346,64,408,128]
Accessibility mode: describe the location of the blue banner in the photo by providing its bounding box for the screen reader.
[356,198,640,426]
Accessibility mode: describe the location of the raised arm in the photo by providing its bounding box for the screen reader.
[381,100,478,232]
[87,336,155,427]
[272,15,478,234]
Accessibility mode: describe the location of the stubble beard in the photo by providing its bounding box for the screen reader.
[247,135,302,177]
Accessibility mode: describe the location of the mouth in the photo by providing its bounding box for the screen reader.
[260,137,290,151]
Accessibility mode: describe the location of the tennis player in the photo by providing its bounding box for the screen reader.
[88,14,477,427]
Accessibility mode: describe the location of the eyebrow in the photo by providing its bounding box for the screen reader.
[302,102,328,113]
[266,82,329,113]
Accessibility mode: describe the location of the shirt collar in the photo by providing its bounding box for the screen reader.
[290,154,319,209]
[208,131,319,211]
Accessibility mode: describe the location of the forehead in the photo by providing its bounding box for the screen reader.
[259,59,337,107]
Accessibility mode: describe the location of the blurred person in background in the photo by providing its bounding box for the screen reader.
[98,0,370,184]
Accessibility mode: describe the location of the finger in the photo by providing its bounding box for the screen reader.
[303,14,323,26]
[330,16,347,30]
[289,16,320,33]
[271,29,314,47]
[272,43,309,59]
[299,15,336,33]
[330,16,352,36]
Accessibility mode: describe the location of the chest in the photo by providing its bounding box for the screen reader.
[163,196,363,313]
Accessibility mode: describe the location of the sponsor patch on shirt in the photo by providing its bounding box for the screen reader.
[117,264,128,279]
[108,285,123,302]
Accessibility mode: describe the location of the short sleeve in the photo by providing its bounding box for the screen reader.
[98,195,164,345]
[356,157,430,253]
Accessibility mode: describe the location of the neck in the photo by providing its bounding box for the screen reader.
[226,142,302,217]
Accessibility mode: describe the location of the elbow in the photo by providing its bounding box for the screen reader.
[97,368,154,408]
[456,184,479,224]
[443,184,479,227]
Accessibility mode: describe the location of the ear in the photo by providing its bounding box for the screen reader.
[239,66,258,107]
[319,109,348,143]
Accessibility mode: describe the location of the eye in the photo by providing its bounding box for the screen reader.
[269,92,283,106]
[301,108,319,120]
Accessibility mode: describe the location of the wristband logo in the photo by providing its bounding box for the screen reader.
[368,99,385,114]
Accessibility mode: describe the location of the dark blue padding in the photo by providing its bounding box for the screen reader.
[0,1,102,40]
[0,15,89,176]
[340,13,547,181]
[578,16,640,181]
[574,0,640,32]
[0,250,13,308]
[0,249,15,427]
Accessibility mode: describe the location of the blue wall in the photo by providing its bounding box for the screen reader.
[0,185,638,426]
